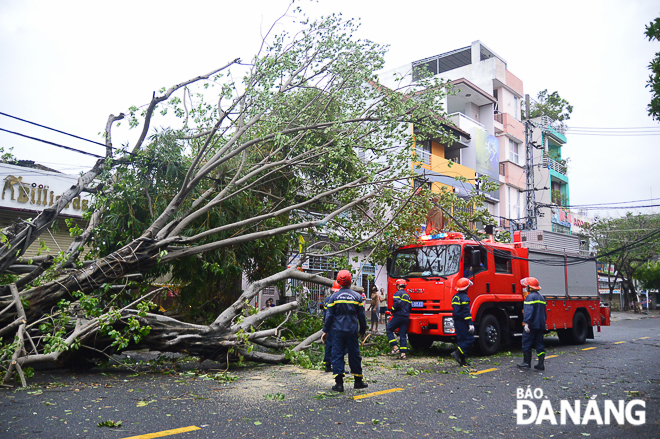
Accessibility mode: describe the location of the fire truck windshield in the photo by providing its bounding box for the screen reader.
[389,244,461,278]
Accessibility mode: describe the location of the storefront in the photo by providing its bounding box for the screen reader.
[0,163,91,257]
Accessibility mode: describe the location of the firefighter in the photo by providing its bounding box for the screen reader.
[451,277,475,366]
[518,277,547,370]
[321,270,368,392]
[386,279,411,359]
[321,281,341,373]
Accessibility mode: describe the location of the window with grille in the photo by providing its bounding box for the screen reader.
[307,256,337,271]
[414,178,432,192]
[361,264,376,301]
[415,140,432,165]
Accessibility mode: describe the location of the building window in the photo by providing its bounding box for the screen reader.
[508,186,522,221]
[509,139,519,164]
[514,96,519,119]
[415,140,432,165]
[307,256,337,271]
[414,178,432,192]
[361,264,377,297]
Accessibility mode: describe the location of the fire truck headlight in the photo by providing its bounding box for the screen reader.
[443,317,455,334]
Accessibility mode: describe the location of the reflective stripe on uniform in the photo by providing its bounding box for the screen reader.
[399,298,412,304]
[452,301,470,305]
[327,300,362,307]
[464,316,472,320]
[524,300,546,305]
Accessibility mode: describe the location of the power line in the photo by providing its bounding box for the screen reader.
[0,111,107,147]
[566,198,660,207]
[547,204,660,211]
[567,126,660,130]
[0,127,105,159]
[566,132,660,137]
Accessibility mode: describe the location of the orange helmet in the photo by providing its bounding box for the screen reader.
[336,270,352,287]
[521,277,541,290]
[331,281,341,292]
[455,277,473,291]
[395,279,407,289]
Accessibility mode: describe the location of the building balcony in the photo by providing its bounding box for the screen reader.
[494,113,504,134]
[494,112,524,142]
[544,155,567,176]
[536,116,567,144]
[415,147,431,166]
[448,112,485,129]
[499,160,526,188]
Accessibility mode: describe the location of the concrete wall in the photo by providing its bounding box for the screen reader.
[505,70,524,97]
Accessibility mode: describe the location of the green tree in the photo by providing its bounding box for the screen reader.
[0,7,470,379]
[528,89,573,122]
[634,261,660,295]
[645,16,660,120]
[587,213,660,310]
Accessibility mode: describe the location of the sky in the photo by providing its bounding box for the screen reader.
[1,0,658,220]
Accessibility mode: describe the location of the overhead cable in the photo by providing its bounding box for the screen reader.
[0,127,104,159]
[0,111,107,147]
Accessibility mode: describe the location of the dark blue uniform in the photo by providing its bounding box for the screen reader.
[386,289,411,353]
[323,288,367,378]
[451,291,474,356]
[321,295,333,368]
[522,291,547,357]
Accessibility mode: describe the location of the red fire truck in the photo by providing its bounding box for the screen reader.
[386,230,611,354]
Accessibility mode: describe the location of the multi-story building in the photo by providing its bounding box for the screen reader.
[379,41,526,226]
[528,116,571,234]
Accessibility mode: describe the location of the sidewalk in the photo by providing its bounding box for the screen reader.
[610,309,660,322]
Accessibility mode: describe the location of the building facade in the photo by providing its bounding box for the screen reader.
[379,41,526,226]
[0,162,90,257]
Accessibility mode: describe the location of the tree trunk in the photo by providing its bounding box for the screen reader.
[0,238,160,327]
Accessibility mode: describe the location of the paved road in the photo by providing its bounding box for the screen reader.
[1,317,658,438]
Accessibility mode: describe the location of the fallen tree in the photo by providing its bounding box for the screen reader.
[0,6,459,384]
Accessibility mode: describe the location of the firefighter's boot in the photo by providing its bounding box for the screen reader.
[534,353,545,371]
[331,375,344,393]
[324,362,332,373]
[451,350,463,366]
[354,376,368,390]
[517,351,532,369]
[461,353,469,366]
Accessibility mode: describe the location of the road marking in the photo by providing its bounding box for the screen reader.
[469,368,498,375]
[545,355,558,359]
[353,388,404,400]
[121,426,201,439]
[581,347,596,351]
[614,341,626,344]
[639,337,650,340]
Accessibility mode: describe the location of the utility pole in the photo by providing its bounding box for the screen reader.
[524,94,537,230]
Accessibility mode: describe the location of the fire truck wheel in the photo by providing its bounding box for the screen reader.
[570,311,589,345]
[408,334,434,350]
[556,328,573,344]
[477,314,501,356]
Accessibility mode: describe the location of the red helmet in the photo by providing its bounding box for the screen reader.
[331,281,341,292]
[395,279,407,289]
[521,277,541,290]
[455,277,473,291]
[336,270,352,287]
